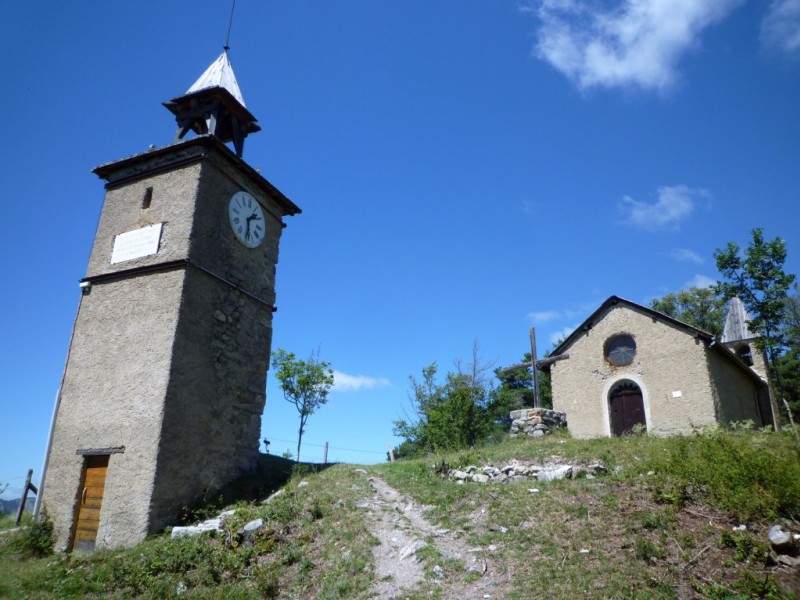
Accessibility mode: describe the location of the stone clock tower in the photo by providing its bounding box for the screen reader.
[40,51,300,551]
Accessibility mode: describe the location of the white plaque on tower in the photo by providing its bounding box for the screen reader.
[110,223,163,264]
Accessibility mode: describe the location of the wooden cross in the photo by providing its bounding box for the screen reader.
[502,327,569,408]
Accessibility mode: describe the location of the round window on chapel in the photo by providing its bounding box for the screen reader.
[605,334,637,366]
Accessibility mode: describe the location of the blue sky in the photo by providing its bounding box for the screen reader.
[1,1,799,498]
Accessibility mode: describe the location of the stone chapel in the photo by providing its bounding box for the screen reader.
[546,296,776,438]
[39,50,300,551]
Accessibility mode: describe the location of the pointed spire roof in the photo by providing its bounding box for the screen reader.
[163,49,260,158]
[186,50,247,107]
[721,297,759,343]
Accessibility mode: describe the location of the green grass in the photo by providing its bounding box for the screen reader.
[1,429,798,599]
[374,429,799,599]
[641,426,800,521]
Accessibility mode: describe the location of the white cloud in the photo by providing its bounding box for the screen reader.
[670,248,704,264]
[684,274,716,289]
[549,325,577,346]
[761,0,800,56]
[331,370,391,393]
[527,309,561,324]
[619,185,708,230]
[531,0,743,91]
[521,199,537,215]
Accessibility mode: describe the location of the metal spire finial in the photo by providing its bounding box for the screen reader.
[225,0,237,51]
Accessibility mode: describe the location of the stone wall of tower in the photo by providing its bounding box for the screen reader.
[42,155,203,551]
[146,149,286,531]
[41,138,293,550]
[42,268,187,551]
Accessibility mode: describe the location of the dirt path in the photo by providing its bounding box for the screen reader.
[357,473,511,599]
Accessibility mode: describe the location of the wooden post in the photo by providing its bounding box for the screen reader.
[387,443,395,463]
[782,397,800,453]
[15,469,36,526]
[529,327,540,408]
[323,441,329,465]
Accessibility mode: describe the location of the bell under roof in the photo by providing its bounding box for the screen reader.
[163,48,260,158]
[186,49,247,107]
[721,296,759,343]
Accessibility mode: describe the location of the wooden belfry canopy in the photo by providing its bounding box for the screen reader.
[163,49,260,157]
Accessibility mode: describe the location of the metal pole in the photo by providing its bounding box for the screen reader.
[530,327,540,408]
[36,289,86,518]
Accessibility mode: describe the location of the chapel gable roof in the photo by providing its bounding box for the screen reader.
[550,295,712,357]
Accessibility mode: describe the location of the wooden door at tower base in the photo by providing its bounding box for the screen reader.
[609,381,646,436]
[71,455,109,552]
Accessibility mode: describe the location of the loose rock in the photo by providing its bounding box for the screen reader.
[769,525,798,555]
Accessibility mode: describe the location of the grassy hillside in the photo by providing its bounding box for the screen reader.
[1,428,799,599]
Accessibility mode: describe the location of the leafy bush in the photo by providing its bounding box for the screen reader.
[645,428,800,521]
[177,487,224,525]
[634,535,663,562]
[719,529,768,564]
[291,463,316,477]
[22,509,54,557]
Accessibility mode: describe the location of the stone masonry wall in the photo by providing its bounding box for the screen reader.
[508,408,568,437]
[42,139,294,550]
[551,305,719,438]
[42,269,185,551]
[706,348,770,428]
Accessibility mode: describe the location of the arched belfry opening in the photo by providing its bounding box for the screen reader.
[735,343,754,366]
[721,296,772,382]
[608,380,647,436]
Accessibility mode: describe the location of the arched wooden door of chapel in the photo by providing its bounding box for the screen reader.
[609,380,646,436]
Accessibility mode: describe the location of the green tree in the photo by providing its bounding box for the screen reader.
[649,287,727,337]
[491,353,553,418]
[393,344,495,456]
[714,228,795,353]
[271,348,334,462]
[774,285,800,422]
[714,228,796,421]
[425,371,490,450]
[782,284,800,347]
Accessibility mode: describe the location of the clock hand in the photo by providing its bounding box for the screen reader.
[243,211,261,242]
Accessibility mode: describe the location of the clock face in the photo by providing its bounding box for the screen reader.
[228,191,265,248]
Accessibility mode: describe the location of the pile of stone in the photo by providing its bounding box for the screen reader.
[768,524,800,566]
[170,487,290,540]
[509,408,568,437]
[444,459,609,485]
[173,511,269,539]
[171,510,235,539]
